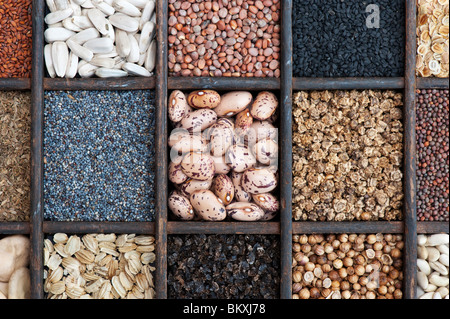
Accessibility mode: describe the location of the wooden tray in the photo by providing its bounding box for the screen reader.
[0,0,449,300]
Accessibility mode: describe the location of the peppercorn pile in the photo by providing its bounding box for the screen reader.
[43,90,156,222]
[292,0,405,77]
[292,233,404,299]
[292,90,404,221]
[416,89,449,222]
[0,0,32,78]
[168,234,280,298]
[168,0,281,77]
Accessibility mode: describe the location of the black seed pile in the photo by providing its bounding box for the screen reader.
[43,90,156,222]
[292,0,405,77]
[168,235,280,299]
[416,89,449,222]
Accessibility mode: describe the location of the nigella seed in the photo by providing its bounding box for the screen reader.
[292,0,405,77]
[168,235,280,299]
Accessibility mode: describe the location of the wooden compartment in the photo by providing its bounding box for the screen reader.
[0,0,448,299]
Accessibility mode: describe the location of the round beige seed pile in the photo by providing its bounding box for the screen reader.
[292,233,404,300]
[168,0,281,77]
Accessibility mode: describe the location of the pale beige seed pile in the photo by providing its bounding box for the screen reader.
[292,90,404,222]
[416,0,449,78]
[292,233,404,300]
[43,233,156,299]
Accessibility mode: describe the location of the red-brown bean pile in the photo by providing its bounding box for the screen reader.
[0,0,32,78]
[416,89,449,222]
[168,0,281,77]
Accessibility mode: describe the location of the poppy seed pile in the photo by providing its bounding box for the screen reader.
[43,90,156,222]
[292,0,405,77]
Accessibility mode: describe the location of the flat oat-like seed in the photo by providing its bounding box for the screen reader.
[53,233,69,244]
[111,275,127,298]
[64,235,81,256]
[96,233,117,242]
[49,281,66,295]
[74,249,95,264]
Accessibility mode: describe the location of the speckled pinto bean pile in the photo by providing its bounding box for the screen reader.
[167,89,280,222]
[168,0,281,77]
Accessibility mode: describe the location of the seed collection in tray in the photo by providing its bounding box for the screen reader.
[0,0,449,300]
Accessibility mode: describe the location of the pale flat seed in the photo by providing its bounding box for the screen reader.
[44,27,76,42]
[87,8,108,35]
[95,252,108,264]
[62,257,82,278]
[65,52,79,78]
[82,234,99,254]
[85,278,105,294]
[66,285,85,299]
[119,271,134,291]
[64,235,81,256]
[78,63,99,77]
[96,233,117,242]
[53,233,69,244]
[142,264,154,286]
[95,1,116,16]
[44,44,56,78]
[44,239,55,253]
[113,0,141,17]
[107,259,119,278]
[115,234,128,247]
[74,249,95,264]
[62,18,83,32]
[68,27,100,45]
[136,245,155,253]
[139,0,155,30]
[118,242,137,253]
[48,267,64,283]
[83,37,114,54]
[90,57,116,68]
[67,39,94,62]
[54,243,69,258]
[134,236,155,245]
[132,286,145,299]
[135,273,149,291]
[109,13,139,32]
[127,33,140,63]
[99,241,116,250]
[98,281,112,299]
[100,247,120,257]
[140,252,156,264]
[95,68,128,78]
[46,254,62,270]
[115,29,131,57]
[49,282,66,295]
[111,275,127,298]
[144,287,155,299]
[44,8,74,25]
